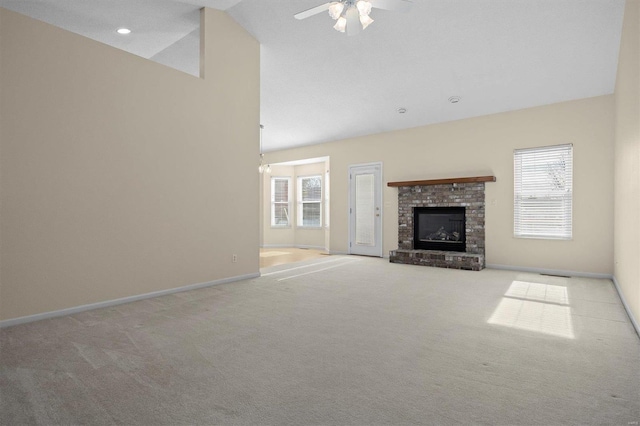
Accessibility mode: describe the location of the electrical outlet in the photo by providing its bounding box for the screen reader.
[232,254,238,263]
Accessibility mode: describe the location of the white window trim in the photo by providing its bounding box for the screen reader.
[271,176,292,228]
[514,144,573,240]
[297,175,323,228]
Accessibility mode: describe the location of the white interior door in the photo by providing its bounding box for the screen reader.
[349,163,382,257]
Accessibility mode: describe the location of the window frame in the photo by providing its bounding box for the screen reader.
[297,175,323,228]
[514,144,573,240]
[270,176,292,228]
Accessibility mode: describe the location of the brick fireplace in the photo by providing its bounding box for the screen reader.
[388,176,495,271]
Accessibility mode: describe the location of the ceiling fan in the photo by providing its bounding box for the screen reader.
[295,0,413,36]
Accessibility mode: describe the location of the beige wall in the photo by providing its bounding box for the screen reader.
[264,96,615,275]
[262,162,328,249]
[614,0,640,323]
[0,8,260,321]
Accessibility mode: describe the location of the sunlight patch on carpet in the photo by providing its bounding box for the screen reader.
[488,281,574,339]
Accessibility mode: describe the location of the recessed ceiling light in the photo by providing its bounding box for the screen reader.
[448,96,461,104]
[397,107,407,114]
[116,28,131,35]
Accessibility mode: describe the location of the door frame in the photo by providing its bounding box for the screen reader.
[348,162,383,257]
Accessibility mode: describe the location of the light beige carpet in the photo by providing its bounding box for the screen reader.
[1,256,639,425]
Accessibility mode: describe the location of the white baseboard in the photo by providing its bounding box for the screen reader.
[0,273,259,329]
[328,250,349,255]
[612,275,640,338]
[486,263,612,279]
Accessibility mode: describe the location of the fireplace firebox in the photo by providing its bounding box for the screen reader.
[413,207,466,252]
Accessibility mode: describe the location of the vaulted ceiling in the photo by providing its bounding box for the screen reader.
[0,0,626,151]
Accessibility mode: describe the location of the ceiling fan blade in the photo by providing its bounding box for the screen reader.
[294,2,332,20]
[346,7,361,36]
[370,0,413,12]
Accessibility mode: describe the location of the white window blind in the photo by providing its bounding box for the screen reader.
[271,177,291,227]
[325,169,330,227]
[355,173,375,246]
[298,175,322,227]
[514,144,573,240]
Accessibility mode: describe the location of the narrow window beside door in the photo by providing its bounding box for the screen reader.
[325,169,330,227]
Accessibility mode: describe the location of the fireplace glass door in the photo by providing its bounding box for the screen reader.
[414,207,466,252]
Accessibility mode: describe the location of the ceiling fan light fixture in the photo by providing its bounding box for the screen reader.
[360,14,374,29]
[328,2,345,20]
[258,124,271,174]
[295,0,413,36]
[356,0,372,16]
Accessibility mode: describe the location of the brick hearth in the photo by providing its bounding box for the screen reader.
[388,177,494,271]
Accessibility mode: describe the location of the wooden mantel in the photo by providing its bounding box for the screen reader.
[387,175,496,187]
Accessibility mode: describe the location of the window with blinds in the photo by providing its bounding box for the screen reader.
[514,144,573,240]
[325,169,330,227]
[298,175,322,227]
[271,177,291,227]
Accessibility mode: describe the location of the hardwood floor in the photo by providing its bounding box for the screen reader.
[259,247,329,268]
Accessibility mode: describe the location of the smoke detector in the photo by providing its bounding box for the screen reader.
[448,96,461,104]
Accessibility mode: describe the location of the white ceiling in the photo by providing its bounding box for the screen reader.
[0,0,626,152]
